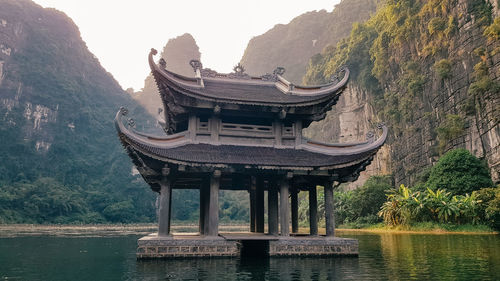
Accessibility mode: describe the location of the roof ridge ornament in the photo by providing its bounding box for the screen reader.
[189,59,203,73]
[261,66,286,82]
[119,106,128,116]
[366,131,375,143]
[233,63,245,74]
[159,58,166,69]
[330,66,348,84]
[273,67,286,76]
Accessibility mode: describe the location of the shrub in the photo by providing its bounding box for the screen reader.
[474,186,500,230]
[351,175,392,218]
[378,184,484,226]
[378,184,413,226]
[434,59,452,79]
[485,188,500,230]
[435,114,465,153]
[426,149,493,195]
[428,17,447,35]
[484,17,500,41]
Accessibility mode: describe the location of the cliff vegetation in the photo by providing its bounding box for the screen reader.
[0,0,155,223]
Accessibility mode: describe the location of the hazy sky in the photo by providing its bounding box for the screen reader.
[33,0,340,91]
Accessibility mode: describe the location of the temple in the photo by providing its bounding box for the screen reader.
[116,48,387,258]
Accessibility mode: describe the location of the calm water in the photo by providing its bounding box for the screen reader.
[0,231,499,280]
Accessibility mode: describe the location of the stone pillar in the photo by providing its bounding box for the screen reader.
[158,178,172,237]
[207,170,221,237]
[291,188,299,234]
[268,183,279,235]
[256,179,265,233]
[249,186,256,232]
[324,180,335,237]
[199,179,210,235]
[309,186,318,236]
[199,189,205,234]
[279,179,290,236]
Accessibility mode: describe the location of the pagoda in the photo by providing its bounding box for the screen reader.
[116,48,387,258]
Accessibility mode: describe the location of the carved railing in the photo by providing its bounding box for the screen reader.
[220,122,273,138]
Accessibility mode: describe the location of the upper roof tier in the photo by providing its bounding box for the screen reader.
[148,48,349,127]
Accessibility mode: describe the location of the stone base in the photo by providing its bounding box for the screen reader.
[268,237,358,257]
[137,234,240,259]
[137,234,358,259]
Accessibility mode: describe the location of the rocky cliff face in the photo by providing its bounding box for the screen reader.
[305,0,499,185]
[304,84,392,186]
[242,0,499,187]
[130,33,200,118]
[0,0,155,223]
[240,0,380,83]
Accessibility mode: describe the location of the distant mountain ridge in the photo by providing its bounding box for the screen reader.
[0,0,155,223]
[240,0,380,83]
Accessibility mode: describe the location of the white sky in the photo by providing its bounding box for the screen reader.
[33,0,340,91]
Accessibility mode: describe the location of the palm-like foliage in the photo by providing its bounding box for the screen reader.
[378,185,413,226]
[379,184,484,226]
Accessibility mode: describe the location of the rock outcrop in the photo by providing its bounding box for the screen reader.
[130,33,200,118]
[243,0,499,186]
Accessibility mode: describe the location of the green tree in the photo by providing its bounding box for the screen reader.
[426,149,493,195]
[351,175,392,218]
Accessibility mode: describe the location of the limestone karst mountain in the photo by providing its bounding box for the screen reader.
[302,0,499,185]
[240,0,380,84]
[241,0,499,186]
[129,33,201,118]
[0,0,155,223]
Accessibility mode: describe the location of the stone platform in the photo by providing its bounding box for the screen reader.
[137,233,358,259]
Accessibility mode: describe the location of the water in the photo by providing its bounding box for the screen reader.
[0,231,499,280]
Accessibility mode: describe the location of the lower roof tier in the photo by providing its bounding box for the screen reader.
[115,108,387,186]
[124,138,376,169]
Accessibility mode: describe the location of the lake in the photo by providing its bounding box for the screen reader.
[0,228,498,280]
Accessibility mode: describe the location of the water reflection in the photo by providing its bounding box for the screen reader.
[134,256,363,281]
[0,232,498,280]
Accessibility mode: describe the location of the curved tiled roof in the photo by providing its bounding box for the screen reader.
[148,49,349,107]
[115,109,387,170]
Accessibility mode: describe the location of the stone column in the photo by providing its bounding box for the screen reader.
[309,186,318,236]
[279,178,290,236]
[256,179,265,233]
[158,178,172,237]
[199,179,210,235]
[291,188,299,234]
[324,180,335,237]
[249,186,256,232]
[268,183,279,235]
[207,170,221,237]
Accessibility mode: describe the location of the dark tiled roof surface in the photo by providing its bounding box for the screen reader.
[196,80,336,104]
[126,137,375,168]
